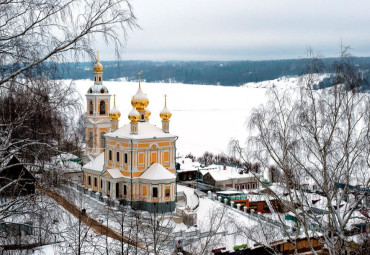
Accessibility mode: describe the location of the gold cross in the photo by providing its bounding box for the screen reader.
[138,72,142,88]
[97,50,100,62]
[164,94,167,107]
[113,94,116,106]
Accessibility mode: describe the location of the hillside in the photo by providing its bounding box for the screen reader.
[56,57,370,89]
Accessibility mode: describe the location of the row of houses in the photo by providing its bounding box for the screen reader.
[177,157,261,191]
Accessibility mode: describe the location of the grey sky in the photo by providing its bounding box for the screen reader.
[97,0,370,61]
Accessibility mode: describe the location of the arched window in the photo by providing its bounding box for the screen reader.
[89,101,93,114]
[100,88,104,93]
[88,132,93,148]
[100,100,105,114]
[100,132,106,148]
[141,114,144,120]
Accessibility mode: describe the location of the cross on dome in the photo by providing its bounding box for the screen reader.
[160,94,172,121]
[93,50,103,72]
[131,72,149,111]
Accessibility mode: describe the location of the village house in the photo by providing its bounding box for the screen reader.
[201,164,261,190]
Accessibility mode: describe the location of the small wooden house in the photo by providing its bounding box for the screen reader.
[0,156,36,197]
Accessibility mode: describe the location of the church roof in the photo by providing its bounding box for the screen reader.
[138,163,176,181]
[86,84,109,94]
[105,122,176,140]
[83,153,104,172]
[106,168,124,179]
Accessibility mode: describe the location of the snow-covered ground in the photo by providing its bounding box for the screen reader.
[72,76,305,156]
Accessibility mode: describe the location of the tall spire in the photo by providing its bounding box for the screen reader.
[138,72,142,89]
[160,94,172,133]
[93,50,103,73]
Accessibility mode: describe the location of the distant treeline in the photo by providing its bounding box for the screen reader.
[55,58,370,87]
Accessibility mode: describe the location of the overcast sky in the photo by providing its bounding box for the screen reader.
[97,0,370,61]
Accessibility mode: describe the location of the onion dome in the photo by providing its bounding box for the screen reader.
[93,50,103,72]
[160,94,172,121]
[128,108,140,123]
[144,108,151,120]
[131,72,149,111]
[109,94,121,120]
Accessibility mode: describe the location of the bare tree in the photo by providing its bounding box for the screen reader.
[242,47,370,254]
[1,1,137,249]
[0,0,137,86]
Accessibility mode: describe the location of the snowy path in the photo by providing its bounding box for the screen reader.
[43,187,147,250]
[177,185,199,209]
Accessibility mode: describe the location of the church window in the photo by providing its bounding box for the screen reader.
[99,77,102,82]
[152,187,158,198]
[88,132,93,148]
[108,181,111,191]
[94,177,97,187]
[109,150,112,161]
[247,184,250,189]
[124,153,128,164]
[100,88,104,93]
[141,114,144,120]
[89,88,92,93]
[100,100,106,114]
[252,183,256,189]
[100,132,106,148]
[88,176,91,186]
[116,151,120,162]
[123,185,127,195]
[101,179,103,189]
[89,101,93,114]
[242,184,245,189]
[165,186,170,198]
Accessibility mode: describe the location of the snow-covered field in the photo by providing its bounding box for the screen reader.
[73,77,303,156]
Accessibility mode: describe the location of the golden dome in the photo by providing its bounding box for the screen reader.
[109,94,121,120]
[131,72,149,111]
[145,108,151,120]
[128,108,140,123]
[93,50,103,72]
[160,94,172,121]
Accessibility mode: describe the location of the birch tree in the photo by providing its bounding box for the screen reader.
[243,47,369,254]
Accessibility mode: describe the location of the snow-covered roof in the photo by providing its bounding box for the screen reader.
[203,164,258,182]
[86,84,109,94]
[110,106,120,114]
[107,168,124,179]
[105,122,176,139]
[133,87,147,100]
[83,153,104,172]
[160,106,171,114]
[177,157,201,172]
[128,108,139,117]
[138,163,176,181]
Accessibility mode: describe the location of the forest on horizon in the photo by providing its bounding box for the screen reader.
[55,57,370,89]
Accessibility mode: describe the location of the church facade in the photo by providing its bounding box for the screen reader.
[82,53,177,213]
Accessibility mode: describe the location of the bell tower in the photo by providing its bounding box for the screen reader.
[85,51,112,157]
